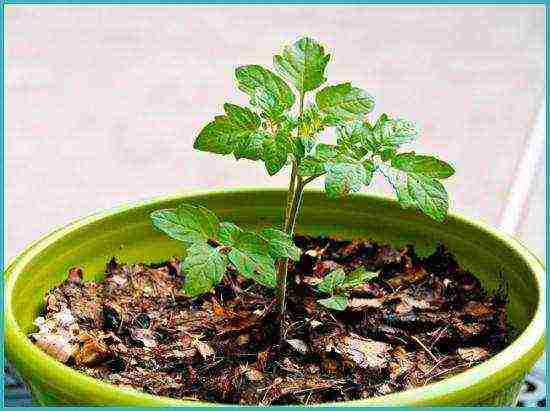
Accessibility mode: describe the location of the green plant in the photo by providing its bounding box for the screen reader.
[150,37,454,335]
[316,267,379,311]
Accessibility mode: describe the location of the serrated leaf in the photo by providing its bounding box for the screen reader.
[181,242,228,297]
[194,116,240,155]
[262,133,291,176]
[226,230,277,288]
[317,268,346,294]
[406,173,449,222]
[234,130,270,161]
[151,204,219,245]
[391,152,455,179]
[316,83,374,122]
[342,267,379,289]
[298,157,326,178]
[228,249,276,288]
[324,162,368,199]
[381,165,449,222]
[384,118,419,146]
[194,104,262,160]
[373,115,419,148]
[235,64,295,118]
[298,104,325,138]
[298,143,340,177]
[262,228,302,261]
[337,122,372,153]
[251,88,284,119]
[223,103,262,130]
[273,37,331,93]
[380,147,397,162]
[218,222,243,246]
[318,295,348,311]
[380,165,416,207]
[233,231,270,254]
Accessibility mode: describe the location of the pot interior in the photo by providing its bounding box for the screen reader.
[7,190,541,351]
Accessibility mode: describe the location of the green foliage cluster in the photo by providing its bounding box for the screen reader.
[150,37,455,313]
[151,204,300,296]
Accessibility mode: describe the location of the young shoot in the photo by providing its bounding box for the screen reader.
[150,37,455,338]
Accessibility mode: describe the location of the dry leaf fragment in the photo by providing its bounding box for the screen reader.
[347,297,383,310]
[75,337,109,366]
[332,334,391,370]
[239,365,264,382]
[192,338,215,360]
[457,347,490,362]
[286,339,309,355]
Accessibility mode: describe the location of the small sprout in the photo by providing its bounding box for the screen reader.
[316,267,380,311]
[150,36,455,335]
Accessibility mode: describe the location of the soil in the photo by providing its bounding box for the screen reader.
[30,235,509,405]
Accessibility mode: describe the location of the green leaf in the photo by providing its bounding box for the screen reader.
[273,37,331,93]
[298,104,325,138]
[298,157,325,178]
[342,267,379,289]
[226,231,277,288]
[223,103,261,129]
[218,222,243,246]
[250,88,284,119]
[151,204,219,245]
[262,133,291,176]
[380,148,397,162]
[316,83,375,122]
[381,165,449,222]
[194,103,262,160]
[385,118,419,146]
[336,122,372,154]
[234,130,270,161]
[391,152,455,179]
[262,228,302,261]
[406,173,449,222]
[318,295,348,311]
[324,161,368,199]
[298,143,340,177]
[235,65,295,115]
[362,160,376,186]
[228,248,276,288]
[181,242,228,297]
[317,268,346,294]
[373,115,419,148]
[233,231,270,254]
[380,165,416,207]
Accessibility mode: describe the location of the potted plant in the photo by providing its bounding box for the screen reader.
[4,37,544,406]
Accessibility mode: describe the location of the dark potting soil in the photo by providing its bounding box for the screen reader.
[30,236,509,405]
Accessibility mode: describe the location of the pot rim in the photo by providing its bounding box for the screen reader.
[4,188,546,406]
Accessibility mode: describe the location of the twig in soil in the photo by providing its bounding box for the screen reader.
[422,358,447,385]
[411,335,438,363]
[428,326,448,350]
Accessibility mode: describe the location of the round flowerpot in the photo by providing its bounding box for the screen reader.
[4,189,545,406]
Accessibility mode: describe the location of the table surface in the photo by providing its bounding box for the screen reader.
[4,5,545,406]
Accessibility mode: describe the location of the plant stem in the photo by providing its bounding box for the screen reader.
[283,161,298,230]
[276,90,306,339]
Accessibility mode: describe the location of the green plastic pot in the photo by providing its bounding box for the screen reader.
[4,189,545,406]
